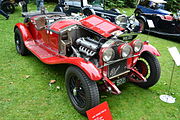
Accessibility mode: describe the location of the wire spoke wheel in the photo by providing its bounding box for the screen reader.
[69,76,86,108]
[15,31,21,52]
[65,66,99,116]
[138,19,145,32]
[14,28,29,56]
[136,59,149,78]
[134,52,161,88]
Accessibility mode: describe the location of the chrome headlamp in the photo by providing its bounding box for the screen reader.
[115,15,128,28]
[103,48,115,62]
[120,44,132,58]
[129,15,138,28]
[132,40,143,53]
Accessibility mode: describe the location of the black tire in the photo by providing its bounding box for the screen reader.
[14,28,29,56]
[134,52,161,88]
[65,66,99,116]
[1,1,15,14]
[138,18,146,32]
[54,5,63,12]
[134,9,142,17]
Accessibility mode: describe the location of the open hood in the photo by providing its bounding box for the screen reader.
[80,15,124,38]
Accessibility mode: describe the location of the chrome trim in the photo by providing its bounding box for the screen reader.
[119,32,140,37]
[109,70,130,79]
[94,11,117,17]
[98,54,140,69]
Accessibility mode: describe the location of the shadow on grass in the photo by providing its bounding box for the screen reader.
[21,52,69,87]
[100,82,160,102]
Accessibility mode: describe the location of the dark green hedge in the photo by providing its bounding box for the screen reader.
[105,0,137,8]
[31,0,179,12]
[166,0,180,12]
[105,0,179,12]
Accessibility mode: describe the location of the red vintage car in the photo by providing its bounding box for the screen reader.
[14,11,161,116]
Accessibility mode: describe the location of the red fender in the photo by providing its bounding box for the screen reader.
[70,59,102,81]
[14,23,33,42]
[42,57,103,81]
[140,43,160,56]
[129,42,160,68]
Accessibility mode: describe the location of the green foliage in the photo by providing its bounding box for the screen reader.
[106,0,179,11]
[124,0,137,8]
[166,0,180,12]
[105,0,124,8]
[105,0,122,8]
[32,0,179,11]
[105,0,137,8]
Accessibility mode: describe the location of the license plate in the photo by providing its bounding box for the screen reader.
[123,35,133,40]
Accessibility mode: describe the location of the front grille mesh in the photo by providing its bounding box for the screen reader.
[108,60,127,78]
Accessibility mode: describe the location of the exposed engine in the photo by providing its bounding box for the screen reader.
[73,36,103,66]
[58,25,106,65]
[76,37,100,57]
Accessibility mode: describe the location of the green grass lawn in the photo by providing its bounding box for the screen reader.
[0,3,180,120]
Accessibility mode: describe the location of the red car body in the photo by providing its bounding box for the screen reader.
[14,12,161,115]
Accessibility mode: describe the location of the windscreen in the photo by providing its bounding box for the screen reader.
[87,0,104,7]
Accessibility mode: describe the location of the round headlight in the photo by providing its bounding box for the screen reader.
[133,40,143,53]
[121,44,132,58]
[115,15,128,27]
[103,48,115,62]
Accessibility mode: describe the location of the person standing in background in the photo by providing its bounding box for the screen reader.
[0,0,9,20]
[36,0,44,11]
[19,0,29,12]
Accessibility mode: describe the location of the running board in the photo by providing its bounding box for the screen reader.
[24,40,66,64]
[145,29,180,37]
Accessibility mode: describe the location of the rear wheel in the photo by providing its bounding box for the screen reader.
[14,28,29,56]
[134,9,142,17]
[134,52,161,88]
[65,66,100,116]
[1,1,15,14]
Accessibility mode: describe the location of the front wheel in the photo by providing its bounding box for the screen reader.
[65,66,100,116]
[138,18,146,32]
[134,52,161,88]
[1,1,15,14]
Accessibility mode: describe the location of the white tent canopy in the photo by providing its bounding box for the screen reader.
[149,0,167,3]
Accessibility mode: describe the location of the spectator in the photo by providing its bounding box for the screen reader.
[149,1,156,9]
[36,0,44,11]
[0,0,9,20]
[19,0,29,12]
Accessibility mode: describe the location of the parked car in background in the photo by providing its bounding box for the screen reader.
[0,0,15,14]
[136,10,180,39]
[134,0,172,16]
[14,10,161,116]
[54,0,140,40]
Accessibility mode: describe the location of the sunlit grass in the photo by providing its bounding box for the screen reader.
[0,3,180,120]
